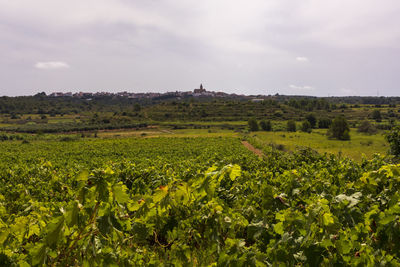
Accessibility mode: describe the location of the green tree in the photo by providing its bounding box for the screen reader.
[357,120,377,134]
[371,109,382,122]
[260,120,272,131]
[318,118,332,129]
[328,116,350,140]
[301,120,312,133]
[248,118,259,131]
[287,120,296,132]
[305,113,317,128]
[134,104,141,112]
[386,126,400,157]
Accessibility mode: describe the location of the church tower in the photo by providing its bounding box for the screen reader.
[194,84,206,94]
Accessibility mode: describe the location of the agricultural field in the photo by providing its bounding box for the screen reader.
[1,132,400,265]
[1,95,400,265]
[248,129,388,161]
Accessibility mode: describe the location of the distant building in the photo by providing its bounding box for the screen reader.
[50,92,64,97]
[194,84,206,94]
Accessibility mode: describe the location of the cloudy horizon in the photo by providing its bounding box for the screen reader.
[1,0,400,97]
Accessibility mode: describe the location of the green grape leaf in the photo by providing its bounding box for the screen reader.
[65,201,79,227]
[98,215,112,236]
[323,213,334,226]
[274,222,284,235]
[45,216,64,246]
[112,183,130,204]
[30,243,46,266]
[380,214,396,225]
[339,240,352,254]
[76,170,89,181]
[28,224,41,238]
[0,229,9,245]
[153,186,168,203]
[229,164,241,181]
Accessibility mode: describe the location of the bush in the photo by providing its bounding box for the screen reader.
[360,140,373,146]
[386,126,400,157]
[273,111,283,118]
[287,120,296,132]
[328,116,350,140]
[248,118,259,131]
[371,110,382,122]
[60,136,76,142]
[0,134,9,141]
[10,113,20,119]
[269,142,285,151]
[318,118,332,129]
[301,121,312,133]
[376,124,392,130]
[357,120,377,134]
[260,120,272,131]
[305,113,317,128]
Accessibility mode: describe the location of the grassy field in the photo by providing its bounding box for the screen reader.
[0,121,390,161]
[248,129,388,161]
[79,127,390,161]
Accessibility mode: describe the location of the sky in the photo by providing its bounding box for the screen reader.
[1,0,400,97]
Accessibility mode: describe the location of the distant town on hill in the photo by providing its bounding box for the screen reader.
[29,84,399,105]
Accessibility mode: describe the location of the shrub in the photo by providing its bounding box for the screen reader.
[328,116,350,140]
[301,121,312,133]
[357,120,377,134]
[360,140,373,146]
[269,142,285,151]
[0,134,9,141]
[260,120,272,131]
[248,118,259,131]
[273,111,283,118]
[371,110,382,122]
[318,118,332,129]
[305,113,317,128]
[386,126,400,157]
[60,136,76,142]
[287,120,296,132]
[376,124,392,130]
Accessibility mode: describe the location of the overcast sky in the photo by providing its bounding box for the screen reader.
[1,0,400,96]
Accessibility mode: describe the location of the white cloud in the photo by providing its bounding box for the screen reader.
[34,61,70,69]
[289,84,314,90]
[296,57,309,62]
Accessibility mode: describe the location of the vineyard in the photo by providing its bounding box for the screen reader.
[1,136,400,265]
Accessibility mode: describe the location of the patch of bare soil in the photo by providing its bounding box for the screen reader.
[241,141,264,157]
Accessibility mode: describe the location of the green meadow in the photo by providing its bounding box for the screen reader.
[248,129,387,161]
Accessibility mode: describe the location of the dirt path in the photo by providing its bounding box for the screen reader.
[160,129,174,134]
[241,141,264,158]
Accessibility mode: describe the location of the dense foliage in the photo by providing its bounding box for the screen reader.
[329,116,351,140]
[301,121,312,133]
[287,120,297,132]
[248,118,259,131]
[305,114,317,128]
[386,126,400,158]
[260,120,272,131]
[1,95,399,133]
[358,120,378,134]
[0,136,399,265]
